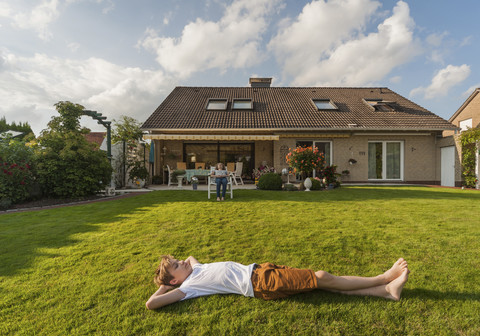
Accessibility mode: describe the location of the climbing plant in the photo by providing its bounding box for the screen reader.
[459,127,480,188]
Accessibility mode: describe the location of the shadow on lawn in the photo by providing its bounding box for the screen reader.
[1,187,478,277]
[283,288,480,305]
[0,193,170,277]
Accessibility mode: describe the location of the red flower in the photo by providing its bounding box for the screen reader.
[20,181,25,185]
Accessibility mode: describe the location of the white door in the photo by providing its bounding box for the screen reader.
[441,146,455,187]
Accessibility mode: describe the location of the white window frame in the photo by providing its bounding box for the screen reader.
[312,99,338,110]
[232,99,253,110]
[368,141,404,181]
[206,98,228,110]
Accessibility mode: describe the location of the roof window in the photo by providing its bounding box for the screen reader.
[232,99,253,110]
[312,99,337,110]
[365,99,395,112]
[206,99,228,110]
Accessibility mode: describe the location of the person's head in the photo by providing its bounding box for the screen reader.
[154,255,193,287]
[216,162,225,170]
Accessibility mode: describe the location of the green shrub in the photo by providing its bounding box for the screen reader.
[257,172,282,190]
[0,136,36,205]
[35,102,112,198]
[310,178,323,190]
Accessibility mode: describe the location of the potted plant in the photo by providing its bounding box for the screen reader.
[285,146,325,191]
[128,161,149,188]
[172,169,186,188]
[191,176,199,190]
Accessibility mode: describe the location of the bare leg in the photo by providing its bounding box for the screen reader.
[315,258,408,291]
[331,268,410,301]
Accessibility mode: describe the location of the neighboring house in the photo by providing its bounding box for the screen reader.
[441,88,480,187]
[0,130,24,138]
[142,78,456,185]
[84,132,106,150]
[444,88,480,136]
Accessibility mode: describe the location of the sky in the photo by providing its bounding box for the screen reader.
[0,0,479,136]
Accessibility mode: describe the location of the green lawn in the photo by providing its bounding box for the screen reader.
[1,186,479,335]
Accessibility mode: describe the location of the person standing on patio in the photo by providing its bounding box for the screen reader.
[211,162,228,201]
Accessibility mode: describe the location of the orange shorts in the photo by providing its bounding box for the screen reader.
[250,262,319,300]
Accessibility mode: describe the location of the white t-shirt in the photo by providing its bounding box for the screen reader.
[178,262,256,300]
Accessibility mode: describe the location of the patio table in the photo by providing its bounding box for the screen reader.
[185,169,211,182]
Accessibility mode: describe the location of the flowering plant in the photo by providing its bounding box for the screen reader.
[285,146,325,174]
[322,165,341,185]
[252,165,275,179]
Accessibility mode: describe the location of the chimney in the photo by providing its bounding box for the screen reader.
[249,77,272,88]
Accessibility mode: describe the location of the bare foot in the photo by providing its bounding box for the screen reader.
[383,258,408,283]
[385,268,410,301]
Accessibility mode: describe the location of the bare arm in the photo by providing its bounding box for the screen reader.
[145,285,186,310]
[186,256,200,267]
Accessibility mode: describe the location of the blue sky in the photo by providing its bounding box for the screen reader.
[0,0,478,135]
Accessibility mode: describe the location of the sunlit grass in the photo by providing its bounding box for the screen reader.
[1,187,479,335]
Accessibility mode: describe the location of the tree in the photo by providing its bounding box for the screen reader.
[35,101,112,198]
[112,116,145,187]
[285,146,325,177]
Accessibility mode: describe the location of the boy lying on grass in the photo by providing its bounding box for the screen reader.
[146,255,409,310]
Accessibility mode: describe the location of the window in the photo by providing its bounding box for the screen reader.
[365,99,395,112]
[368,141,403,180]
[459,118,472,131]
[312,99,337,110]
[206,99,228,110]
[232,99,253,110]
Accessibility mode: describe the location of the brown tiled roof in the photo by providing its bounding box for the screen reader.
[142,87,456,131]
[84,132,105,149]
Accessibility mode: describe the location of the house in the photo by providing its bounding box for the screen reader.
[142,78,457,184]
[441,88,480,187]
[444,88,480,136]
[84,132,106,150]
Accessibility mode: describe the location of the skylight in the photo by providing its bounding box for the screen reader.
[206,99,228,110]
[365,99,395,112]
[312,99,337,110]
[232,99,253,110]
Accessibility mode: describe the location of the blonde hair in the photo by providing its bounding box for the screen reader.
[216,162,225,170]
[153,255,175,287]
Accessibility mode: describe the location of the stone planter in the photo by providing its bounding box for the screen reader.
[176,175,185,188]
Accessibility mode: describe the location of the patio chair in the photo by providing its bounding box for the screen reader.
[226,162,235,174]
[195,162,207,183]
[231,162,244,185]
[166,165,176,186]
[207,174,233,199]
[176,162,186,170]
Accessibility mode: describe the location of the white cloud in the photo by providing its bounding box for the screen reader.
[12,0,61,40]
[0,2,12,17]
[390,75,401,84]
[426,32,448,47]
[410,64,471,99]
[0,51,175,135]
[462,84,480,98]
[460,35,472,47]
[138,0,282,78]
[67,42,80,52]
[269,0,420,86]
